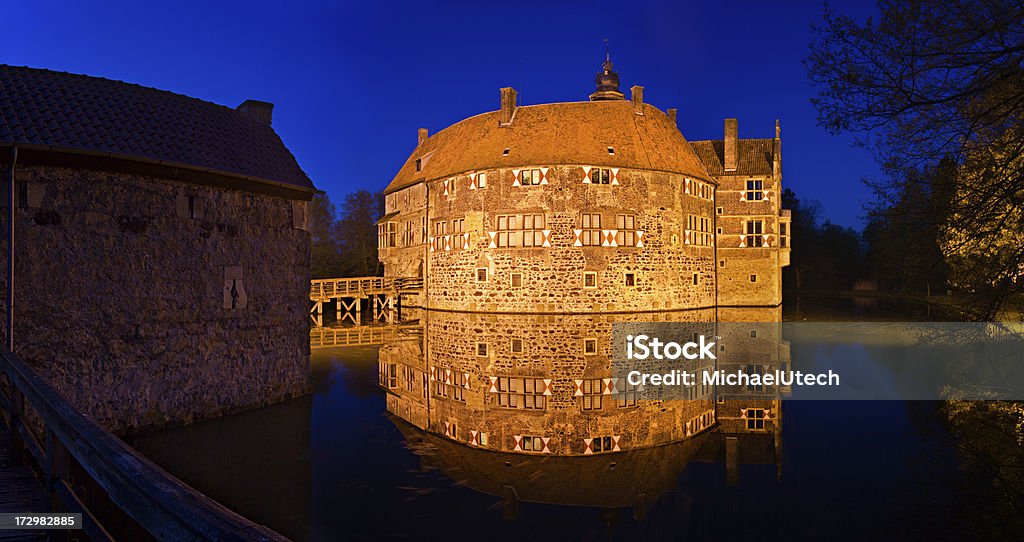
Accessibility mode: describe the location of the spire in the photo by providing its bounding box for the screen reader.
[590,39,624,101]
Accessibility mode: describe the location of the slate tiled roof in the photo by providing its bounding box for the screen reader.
[385,100,714,194]
[689,138,776,176]
[0,65,314,193]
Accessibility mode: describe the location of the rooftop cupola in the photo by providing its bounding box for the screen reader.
[589,48,624,101]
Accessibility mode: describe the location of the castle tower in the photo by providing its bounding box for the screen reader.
[589,50,624,101]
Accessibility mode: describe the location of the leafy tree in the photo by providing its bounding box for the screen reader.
[336,190,382,277]
[309,193,344,278]
[807,0,1024,318]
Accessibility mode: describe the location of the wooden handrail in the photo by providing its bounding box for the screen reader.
[0,348,288,542]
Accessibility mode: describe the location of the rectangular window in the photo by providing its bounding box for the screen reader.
[520,168,542,185]
[745,220,764,247]
[746,408,766,430]
[617,382,638,408]
[583,338,597,355]
[583,271,598,289]
[581,213,603,246]
[477,268,488,282]
[624,272,636,287]
[591,436,614,453]
[750,274,758,283]
[421,216,428,244]
[478,172,487,188]
[378,222,397,248]
[746,180,764,201]
[415,159,422,172]
[433,371,466,402]
[476,343,488,357]
[616,215,636,246]
[693,273,698,285]
[588,168,612,184]
[451,218,466,249]
[521,435,544,452]
[510,272,523,288]
[717,207,723,215]
[495,214,546,247]
[449,177,457,195]
[495,377,547,410]
[581,379,603,411]
[687,214,712,246]
[378,362,398,388]
[510,338,523,354]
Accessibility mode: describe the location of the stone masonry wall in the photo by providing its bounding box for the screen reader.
[0,165,311,433]
[420,166,717,312]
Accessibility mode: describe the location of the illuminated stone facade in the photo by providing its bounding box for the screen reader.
[378,59,790,313]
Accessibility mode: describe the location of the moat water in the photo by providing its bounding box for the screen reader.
[129,297,1017,541]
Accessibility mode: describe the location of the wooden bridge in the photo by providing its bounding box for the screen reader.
[309,277,422,325]
[0,348,286,542]
[310,323,421,349]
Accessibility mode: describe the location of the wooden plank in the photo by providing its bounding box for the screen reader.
[0,422,46,542]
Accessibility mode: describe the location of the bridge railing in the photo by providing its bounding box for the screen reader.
[0,348,287,542]
[309,277,394,299]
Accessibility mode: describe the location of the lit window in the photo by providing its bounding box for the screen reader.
[495,214,546,247]
[617,382,638,407]
[745,220,764,247]
[581,213,602,246]
[520,435,544,452]
[616,214,636,246]
[745,180,764,201]
[495,377,547,410]
[588,168,612,184]
[687,214,712,246]
[580,379,603,410]
[583,272,598,289]
[478,172,487,188]
[520,169,542,185]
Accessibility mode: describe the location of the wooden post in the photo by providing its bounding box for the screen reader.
[9,389,23,464]
[725,436,739,486]
[46,427,70,511]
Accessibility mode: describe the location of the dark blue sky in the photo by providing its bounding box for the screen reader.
[7,0,879,228]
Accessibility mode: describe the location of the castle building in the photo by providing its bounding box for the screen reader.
[0,65,316,432]
[378,57,790,312]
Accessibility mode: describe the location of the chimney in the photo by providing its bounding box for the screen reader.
[724,118,738,172]
[418,128,429,146]
[237,100,274,126]
[667,108,678,127]
[500,87,518,127]
[631,85,644,115]
[773,119,782,178]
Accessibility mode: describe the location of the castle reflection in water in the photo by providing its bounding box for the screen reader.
[376,307,789,513]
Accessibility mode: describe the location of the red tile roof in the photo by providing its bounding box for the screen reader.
[0,65,314,193]
[689,138,777,176]
[385,100,714,195]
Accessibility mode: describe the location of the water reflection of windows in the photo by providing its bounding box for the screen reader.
[403,366,415,392]
[434,372,466,402]
[379,362,397,389]
[745,408,766,430]
[617,381,638,407]
[580,379,603,410]
[496,377,547,410]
